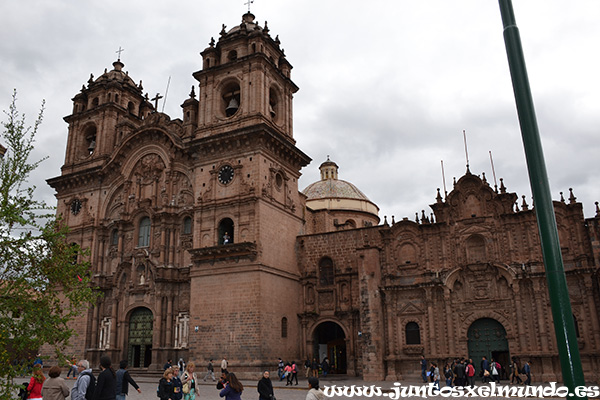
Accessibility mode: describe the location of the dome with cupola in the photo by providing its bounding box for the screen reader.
[302,157,379,230]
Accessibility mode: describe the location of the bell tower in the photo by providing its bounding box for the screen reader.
[187,13,311,373]
[192,12,296,140]
[63,59,153,174]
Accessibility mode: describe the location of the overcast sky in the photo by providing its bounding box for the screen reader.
[2,1,599,223]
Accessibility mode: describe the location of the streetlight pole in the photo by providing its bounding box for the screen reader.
[498,0,586,396]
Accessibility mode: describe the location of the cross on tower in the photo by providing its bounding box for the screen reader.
[151,93,163,110]
[244,0,254,13]
[115,46,125,61]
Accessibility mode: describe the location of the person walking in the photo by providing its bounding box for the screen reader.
[490,358,500,383]
[42,366,71,400]
[510,357,522,384]
[304,358,311,378]
[289,361,299,386]
[444,363,453,388]
[203,359,216,382]
[115,360,141,400]
[432,363,440,391]
[72,360,94,400]
[283,363,292,385]
[26,364,45,400]
[178,359,186,375]
[66,356,79,379]
[221,357,228,374]
[480,356,490,383]
[420,356,427,383]
[172,366,183,400]
[182,362,200,400]
[257,371,274,400]
[219,372,243,400]
[465,360,476,388]
[277,358,284,380]
[523,361,532,385]
[158,368,175,400]
[453,359,465,386]
[92,355,117,400]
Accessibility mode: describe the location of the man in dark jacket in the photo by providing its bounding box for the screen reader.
[453,359,465,387]
[257,370,274,400]
[115,360,141,400]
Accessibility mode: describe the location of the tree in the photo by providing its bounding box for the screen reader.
[0,90,97,398]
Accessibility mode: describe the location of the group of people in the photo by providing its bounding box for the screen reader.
[21,356,141,400]
[276,359,298,386]
[420,355,532,389]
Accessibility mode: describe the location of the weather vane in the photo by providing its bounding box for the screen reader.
[244,0,254,13]
[116,46,125,61]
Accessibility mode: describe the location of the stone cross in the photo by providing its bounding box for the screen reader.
[244,0,254,12]
[151,93,163,110]
[115,46,125,61]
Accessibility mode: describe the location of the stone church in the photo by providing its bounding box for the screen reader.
[46,12,600,382]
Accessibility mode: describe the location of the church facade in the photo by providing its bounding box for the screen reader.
[46,13,600,382]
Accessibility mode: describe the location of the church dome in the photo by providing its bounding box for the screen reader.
[92,60,140,92]
[302,157,379,218]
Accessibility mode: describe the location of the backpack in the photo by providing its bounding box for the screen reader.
[79,371,96,400]
[465,364,475,377]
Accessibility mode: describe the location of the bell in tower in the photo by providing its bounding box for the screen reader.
[225,96,239,117]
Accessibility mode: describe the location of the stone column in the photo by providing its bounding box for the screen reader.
[444,288,456,355]
[583,275,600,348]
[533,279,549,352]
[166,296,173,347]
[512,284,526,352]
[356,247,385,380]
[151,296,163,371]
[90,303,100,349]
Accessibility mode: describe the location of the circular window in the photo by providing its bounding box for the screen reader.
[275,173,283,189]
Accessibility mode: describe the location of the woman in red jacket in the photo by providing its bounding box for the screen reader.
[27,364,45,400]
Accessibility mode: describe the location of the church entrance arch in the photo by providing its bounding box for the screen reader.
[467,318,509,378]
[313,321,347,374]
[127,307,153,368]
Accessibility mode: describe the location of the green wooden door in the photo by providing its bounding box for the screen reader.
[467,318,509,377]
[128,307,153,368]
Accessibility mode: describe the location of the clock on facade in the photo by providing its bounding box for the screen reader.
[70,198,82,215]
[218,165,235,185]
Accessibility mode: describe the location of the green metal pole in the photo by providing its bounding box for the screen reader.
[498,1,586,397]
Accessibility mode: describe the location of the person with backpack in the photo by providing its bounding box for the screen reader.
[72,360,95,400]
[465,359,476,388]
[115,360,141,400]
[92,355,117,400]
[490,358,501,383]
[289,361,298,386]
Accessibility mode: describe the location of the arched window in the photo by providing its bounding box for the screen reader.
[218,218,234,245]
[405,322,421,345]
[281,317,288,338]
[573,314,580,338]
[319,257,334,286]
[138,217,151,247]
[183,217,192,235]
[466,235,486,263]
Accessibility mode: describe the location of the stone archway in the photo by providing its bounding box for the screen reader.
[313,321,347,374]
[128,307,153,368]
[467,318,509,378]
